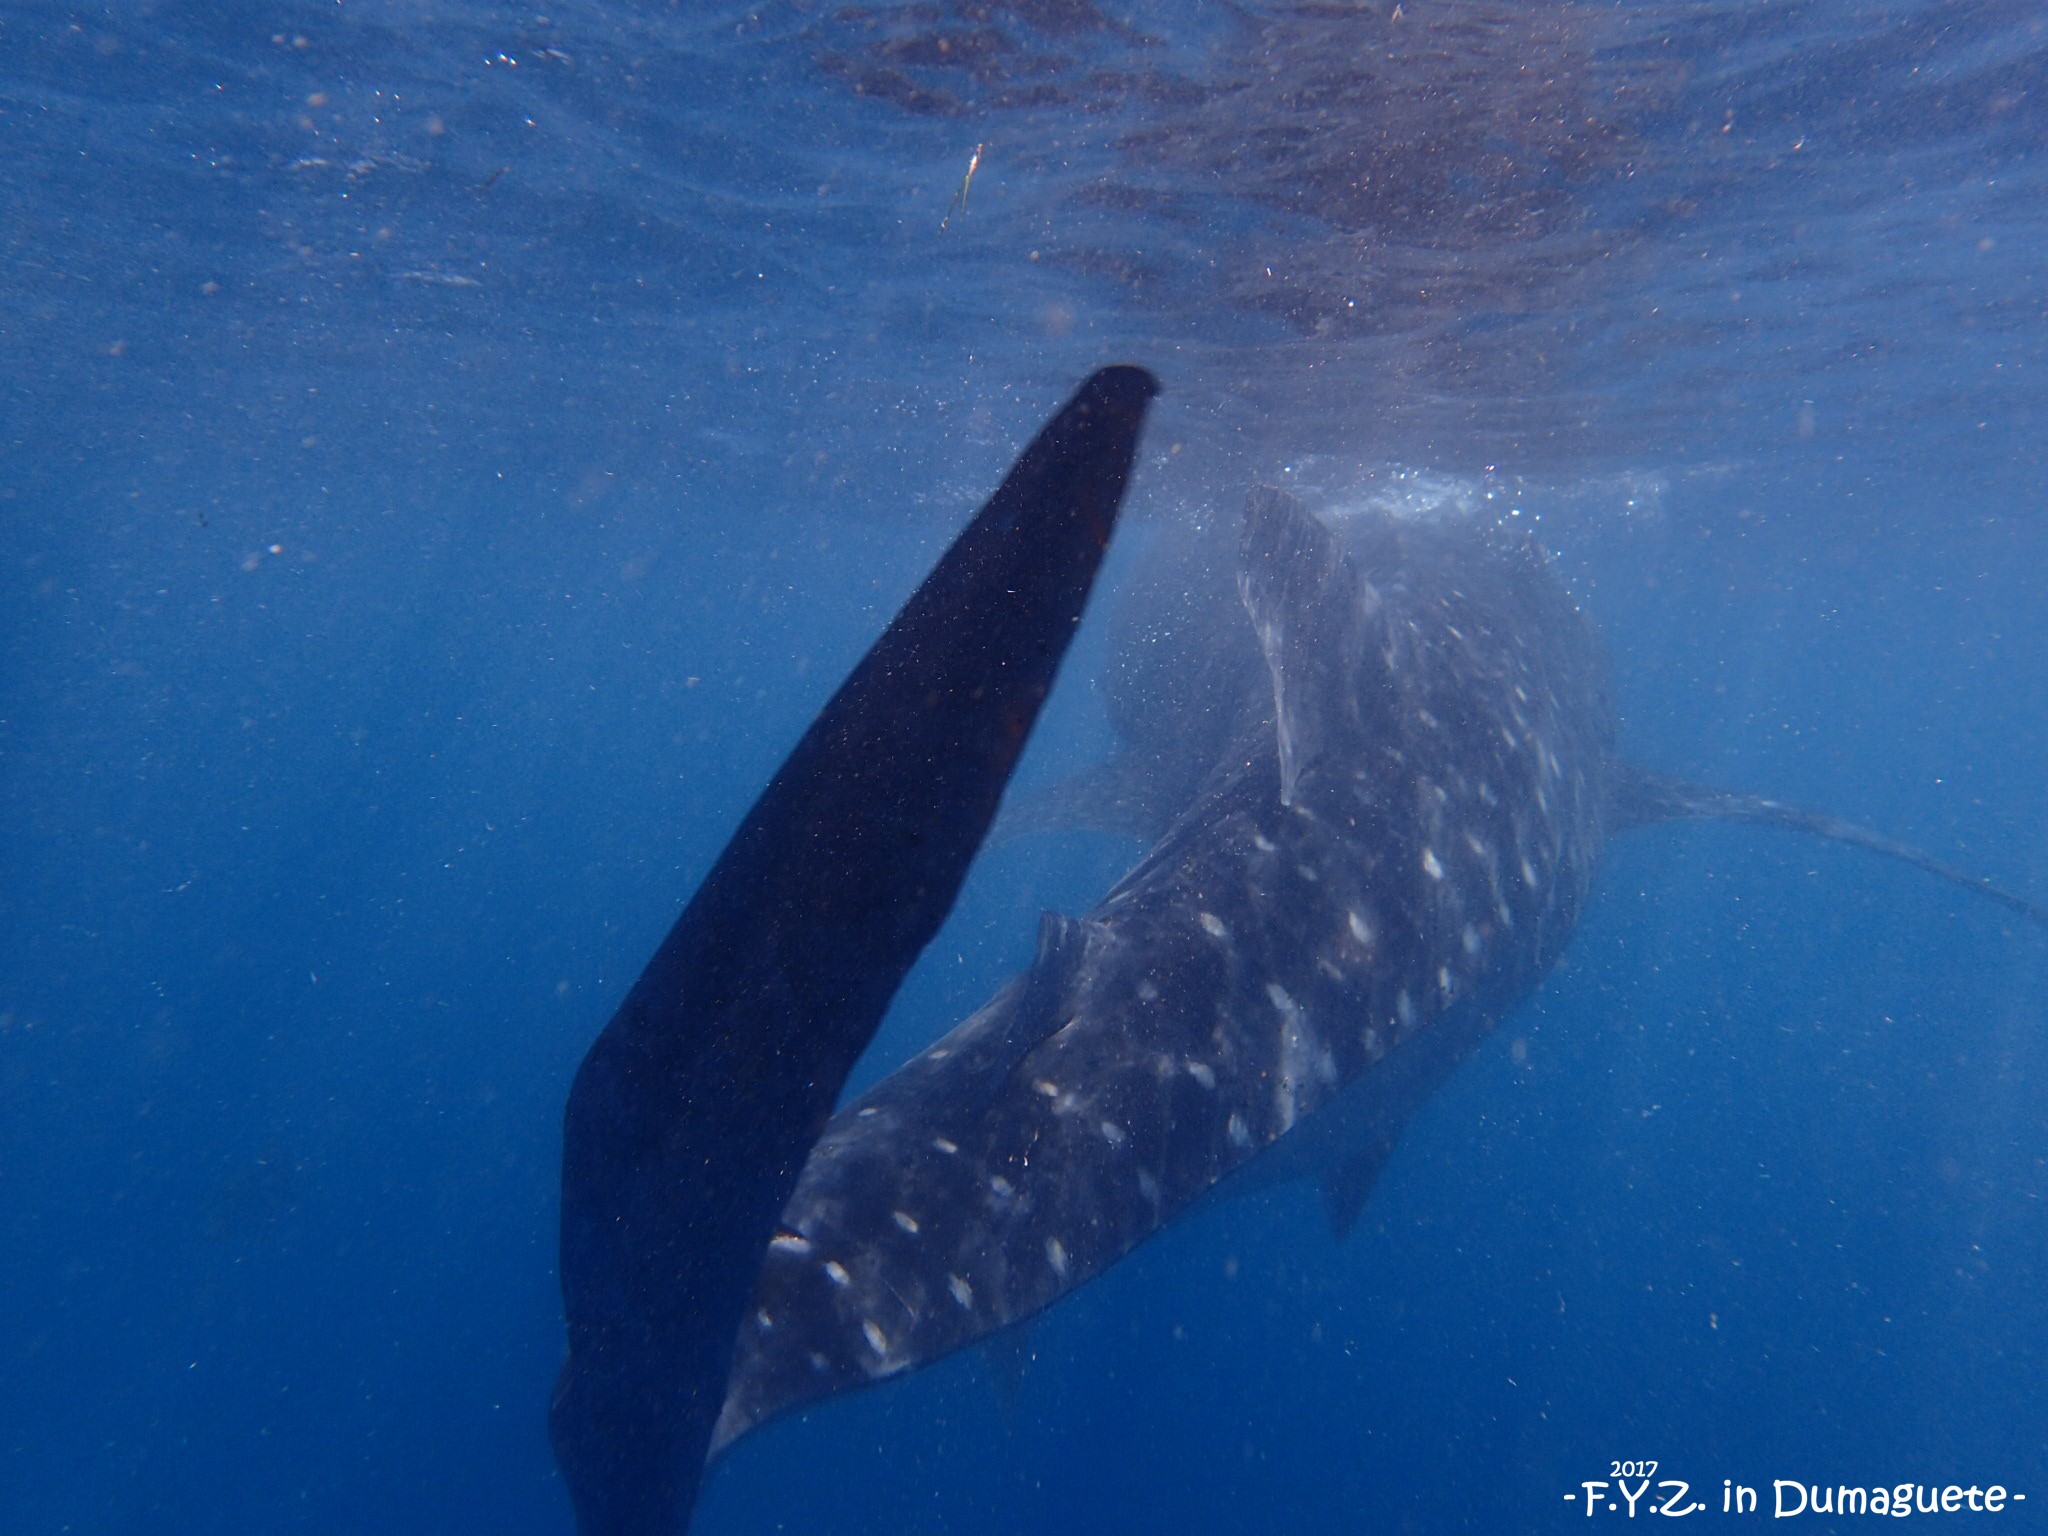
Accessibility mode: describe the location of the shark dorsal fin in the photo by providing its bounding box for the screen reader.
[848,910,1104,1126]
[990,910,1102,1078]
[554,367,1157,1529]
[1238,487,1375,805]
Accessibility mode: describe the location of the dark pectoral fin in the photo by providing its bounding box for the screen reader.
[551,367,1157,1536]
[1611,762,2048,930]
[1320,1139,1398,1242]
[980,1317,1040,1427]
[1238,486,1373,804]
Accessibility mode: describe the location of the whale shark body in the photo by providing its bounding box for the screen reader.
[710,485,2045,1457]
[710,487,1615,1447]
[553,372,2041,1531]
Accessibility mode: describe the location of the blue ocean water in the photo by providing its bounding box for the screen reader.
[4,2,2045,1531]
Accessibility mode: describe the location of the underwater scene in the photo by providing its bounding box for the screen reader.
[4,3,2046,1532]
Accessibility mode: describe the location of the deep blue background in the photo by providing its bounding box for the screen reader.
[4,2,2045,1531]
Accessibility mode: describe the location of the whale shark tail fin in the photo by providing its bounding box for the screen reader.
[1611,763,2048,931]
[551,366,1158,1536]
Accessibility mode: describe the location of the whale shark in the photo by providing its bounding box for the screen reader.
[707,483,2047,1459]
[552,369,2042,1531]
